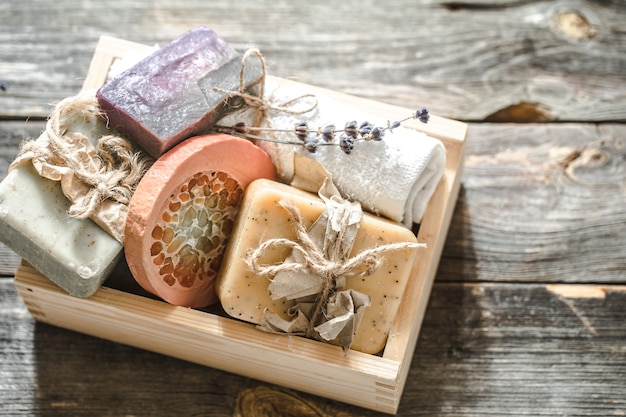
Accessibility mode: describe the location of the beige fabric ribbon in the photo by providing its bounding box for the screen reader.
[246,178,424,352]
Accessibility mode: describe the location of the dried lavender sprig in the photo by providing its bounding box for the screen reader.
[388,108,430,130]
[213,108,429,155]
[213,127,337,153]
[216,108,428,138]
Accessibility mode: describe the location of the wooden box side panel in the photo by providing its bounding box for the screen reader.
[15,262,402,414]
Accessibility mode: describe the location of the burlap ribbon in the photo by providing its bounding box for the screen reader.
[10,92,154,242]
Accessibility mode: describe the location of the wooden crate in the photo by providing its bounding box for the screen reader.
[13,36,467,414]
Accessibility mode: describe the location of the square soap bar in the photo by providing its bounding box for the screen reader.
[216,179,419,354]
[96,26,263,158]
[0,164,123,297]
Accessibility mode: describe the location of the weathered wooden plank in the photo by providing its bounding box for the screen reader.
[1,279,625,416]
[439,122,626,283]
[402,281,626,416]
[0,0,625,121]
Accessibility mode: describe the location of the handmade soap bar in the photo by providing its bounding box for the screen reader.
[216,179,420,354]
[124,134,277,309]
[0,163,122,297]
[96,26,263,158]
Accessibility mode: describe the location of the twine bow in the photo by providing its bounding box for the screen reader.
[246,179,425,352]
[247,201,418,283]
[213,48,318,127]
[11,92,154,241]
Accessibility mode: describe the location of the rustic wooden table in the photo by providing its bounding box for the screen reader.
[1,1,625,416]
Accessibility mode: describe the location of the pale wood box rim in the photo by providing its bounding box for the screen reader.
[13,35,467,415]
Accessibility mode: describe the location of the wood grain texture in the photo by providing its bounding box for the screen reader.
[1,0,625,121]
[2,279,625,416]
[439,123,626,283]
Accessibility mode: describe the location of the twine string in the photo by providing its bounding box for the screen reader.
[17,93,153,220]
[246,200,425,337]
[213,48,318,127]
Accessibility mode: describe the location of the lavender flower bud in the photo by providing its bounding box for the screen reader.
[389,120,401,130]
[414,108,429,123]
[304,137,320,153]
[370,126,384,141]
[344,121,358,139]
[339,134,354,154]
[359,121,374,138]
[320,124,335,142]
[294,122,309,142]
[233,122,247,134]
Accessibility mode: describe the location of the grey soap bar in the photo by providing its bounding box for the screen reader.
[0,163,122,297]
[96,26,263,158]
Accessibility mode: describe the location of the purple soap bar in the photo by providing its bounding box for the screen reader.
[96,26,263,158]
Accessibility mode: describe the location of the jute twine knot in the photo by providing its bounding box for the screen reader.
[247,200,422,278]
[17,93,154,221]
[213,48,318,127]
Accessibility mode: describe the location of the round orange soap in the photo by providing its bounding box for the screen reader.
[124,133,277,308]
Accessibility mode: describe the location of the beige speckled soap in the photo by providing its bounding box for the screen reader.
[216,179,420,354]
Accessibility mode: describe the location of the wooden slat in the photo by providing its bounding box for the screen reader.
[0,120,44,174]
[0,243,20,277]
[400,281,626,416]
[1,0,625,121]
[438,123,626,283]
